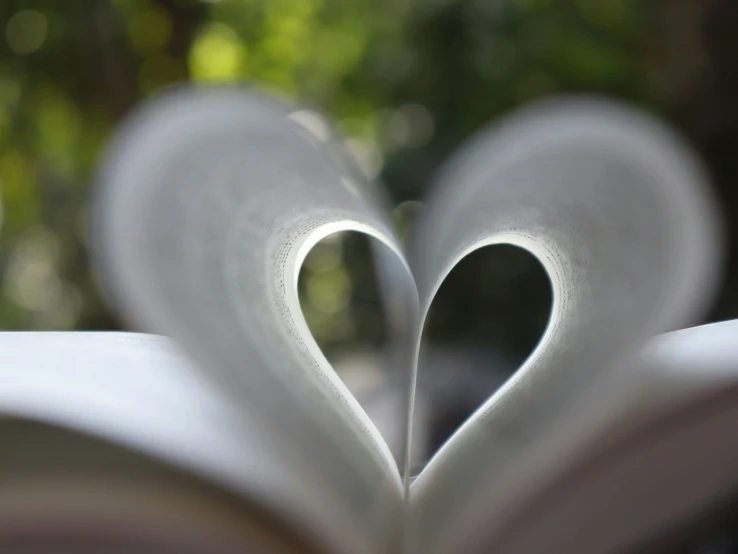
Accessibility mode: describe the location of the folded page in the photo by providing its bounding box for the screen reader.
[94,89,419,554]
[407,97,721,554]
[437,320,738,553]
[0,332,358,554]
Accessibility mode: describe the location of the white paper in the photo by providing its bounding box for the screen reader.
[94,89,420,554]
[406,98,722,554]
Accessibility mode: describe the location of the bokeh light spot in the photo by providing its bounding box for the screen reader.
[304,236,342,273]
[189,23,247,81]
[5,10,48,56]
[307,266,351,315]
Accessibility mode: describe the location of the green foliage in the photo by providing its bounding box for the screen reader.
[0,0,663,338]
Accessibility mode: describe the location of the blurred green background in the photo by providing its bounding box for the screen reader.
[1,0,737,363]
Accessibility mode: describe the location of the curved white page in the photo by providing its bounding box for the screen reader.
[441,320,738,554]
[446,320,738,554]
[407,98,722,553]
[94,89,418,554]
[0,332,368,554]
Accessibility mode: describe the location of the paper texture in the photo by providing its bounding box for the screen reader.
[24,87,727,554]
[94,89,419,554]
[0,332,369,554]
[420,320,738,554]
[406,98,722,553]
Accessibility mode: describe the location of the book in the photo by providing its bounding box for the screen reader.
[1,86,738,554]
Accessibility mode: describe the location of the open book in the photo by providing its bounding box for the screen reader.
[2,87,738,554]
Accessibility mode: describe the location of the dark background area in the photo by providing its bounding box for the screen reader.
[2,0,738,339]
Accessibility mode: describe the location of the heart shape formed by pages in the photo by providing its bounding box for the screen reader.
[94,87,721,554]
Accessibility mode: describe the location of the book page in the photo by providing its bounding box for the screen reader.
[417,321,738,554]
[405,98,722,554]
[0,332,358,554]
[94,89,419,554]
